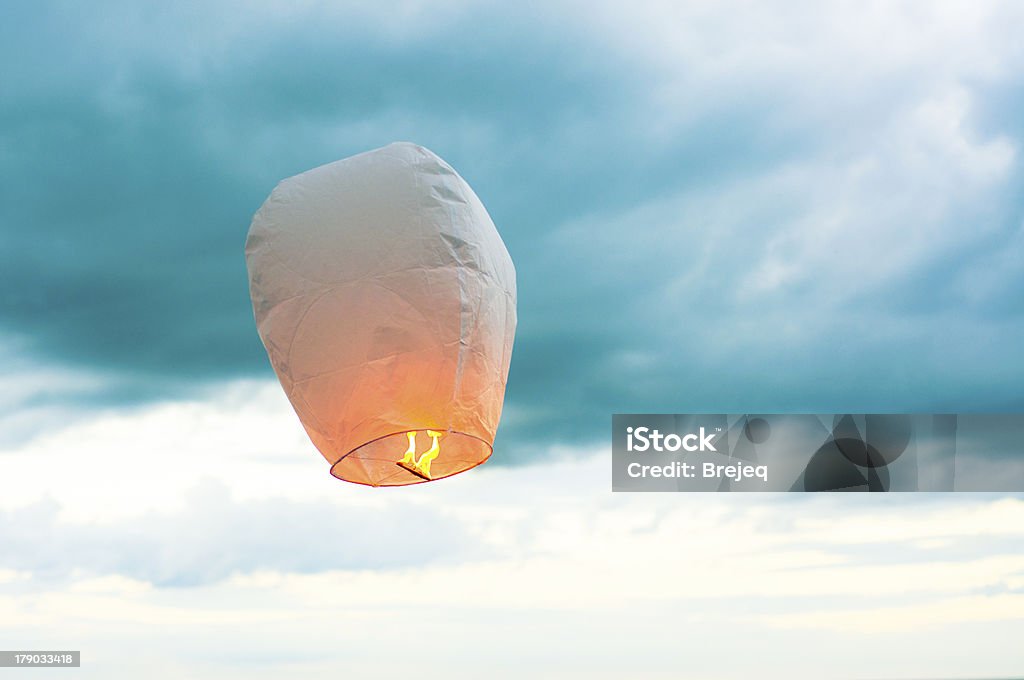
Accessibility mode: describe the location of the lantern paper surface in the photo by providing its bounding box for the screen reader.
[246,142,516,486]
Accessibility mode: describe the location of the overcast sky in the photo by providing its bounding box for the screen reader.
[1,1,1023,677]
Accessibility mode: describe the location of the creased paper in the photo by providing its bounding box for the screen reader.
[246,142,517,486]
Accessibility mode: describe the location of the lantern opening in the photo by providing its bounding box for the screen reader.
[330,430,493,487]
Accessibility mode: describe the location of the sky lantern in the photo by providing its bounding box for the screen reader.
[245,142,517,486]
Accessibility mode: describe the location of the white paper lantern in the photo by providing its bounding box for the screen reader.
[246,142,516,486]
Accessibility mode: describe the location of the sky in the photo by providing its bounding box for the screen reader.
[1,0,1023,677]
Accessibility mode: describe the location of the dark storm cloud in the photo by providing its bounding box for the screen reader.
[3,1,1024,458]
[0,2,665,380]
[0,4,795,431]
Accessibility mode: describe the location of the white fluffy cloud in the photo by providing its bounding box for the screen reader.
[2,381,1024,678]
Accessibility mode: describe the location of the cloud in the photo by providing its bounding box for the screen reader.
[0,483,476,586]
[0,378,1022,677]
[2,465,1024,677]
[3,1,1024,457]
[1,383,1022,592]
[0,0,635,380]
[4,8,1023,673]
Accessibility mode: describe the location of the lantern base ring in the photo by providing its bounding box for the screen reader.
[329,429,494,487]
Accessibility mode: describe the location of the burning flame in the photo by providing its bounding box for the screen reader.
[397,430,444,479]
